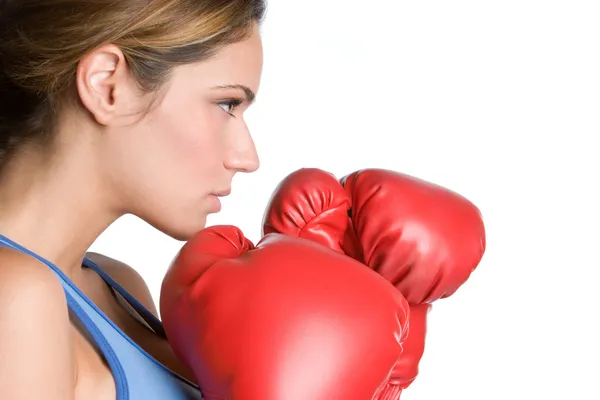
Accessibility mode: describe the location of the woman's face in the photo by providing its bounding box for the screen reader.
[103,23,264,240]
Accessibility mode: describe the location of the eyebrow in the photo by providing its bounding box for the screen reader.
[213,84,256,104]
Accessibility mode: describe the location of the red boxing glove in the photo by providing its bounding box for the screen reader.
[340,168,486,304]
[262,168,350,255]
[263,167,486,396]
[160,225,410,400]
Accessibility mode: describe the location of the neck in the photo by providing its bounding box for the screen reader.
[0,140,122,284]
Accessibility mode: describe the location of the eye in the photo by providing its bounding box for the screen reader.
[217,98,244,116]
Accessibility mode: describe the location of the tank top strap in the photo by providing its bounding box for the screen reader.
[82,257,167,339]
[0,233,130,399]
[0,232,204,400]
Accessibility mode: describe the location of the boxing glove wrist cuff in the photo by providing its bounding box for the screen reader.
[375,383,403,400]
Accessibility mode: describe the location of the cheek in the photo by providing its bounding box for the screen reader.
[152,96,226,182]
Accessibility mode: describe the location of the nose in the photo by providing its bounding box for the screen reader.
[223,123,260,173]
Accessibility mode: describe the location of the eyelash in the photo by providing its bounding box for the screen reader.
[217,98,244,117]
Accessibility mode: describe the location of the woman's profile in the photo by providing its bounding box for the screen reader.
[0,0,266,398]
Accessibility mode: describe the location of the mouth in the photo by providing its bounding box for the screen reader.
[211,189,231,197]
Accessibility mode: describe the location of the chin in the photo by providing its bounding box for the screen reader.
[150,215,208,242]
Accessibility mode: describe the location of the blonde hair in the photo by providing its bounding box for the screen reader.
[0,0,266,165]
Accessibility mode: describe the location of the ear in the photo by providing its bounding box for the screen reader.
[76,44,141,126]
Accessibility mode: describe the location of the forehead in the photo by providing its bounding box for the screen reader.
[175,24,263,92]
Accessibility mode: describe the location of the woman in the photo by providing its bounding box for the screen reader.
[0,0,266,398]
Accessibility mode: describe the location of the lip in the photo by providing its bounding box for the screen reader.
[211,189,231,197]
[208,195,222,212]
[207,189,230,213]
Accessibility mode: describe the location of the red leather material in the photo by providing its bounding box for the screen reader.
[340,169,486,305]
[263,168,351,255]
[262,167,486,397]
[160,225,410,400]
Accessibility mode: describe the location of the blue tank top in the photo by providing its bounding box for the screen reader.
[0,233,204,400]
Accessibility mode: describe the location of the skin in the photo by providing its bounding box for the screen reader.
[0,22,263,400]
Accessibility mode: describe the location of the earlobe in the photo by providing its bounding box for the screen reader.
[76,45,127,126]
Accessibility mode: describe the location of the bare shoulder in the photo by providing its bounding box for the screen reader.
[0,245,70,306]
[0,247,75,399]
[85,251,159,317]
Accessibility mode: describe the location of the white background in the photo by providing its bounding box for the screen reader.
[90,1,600,399]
